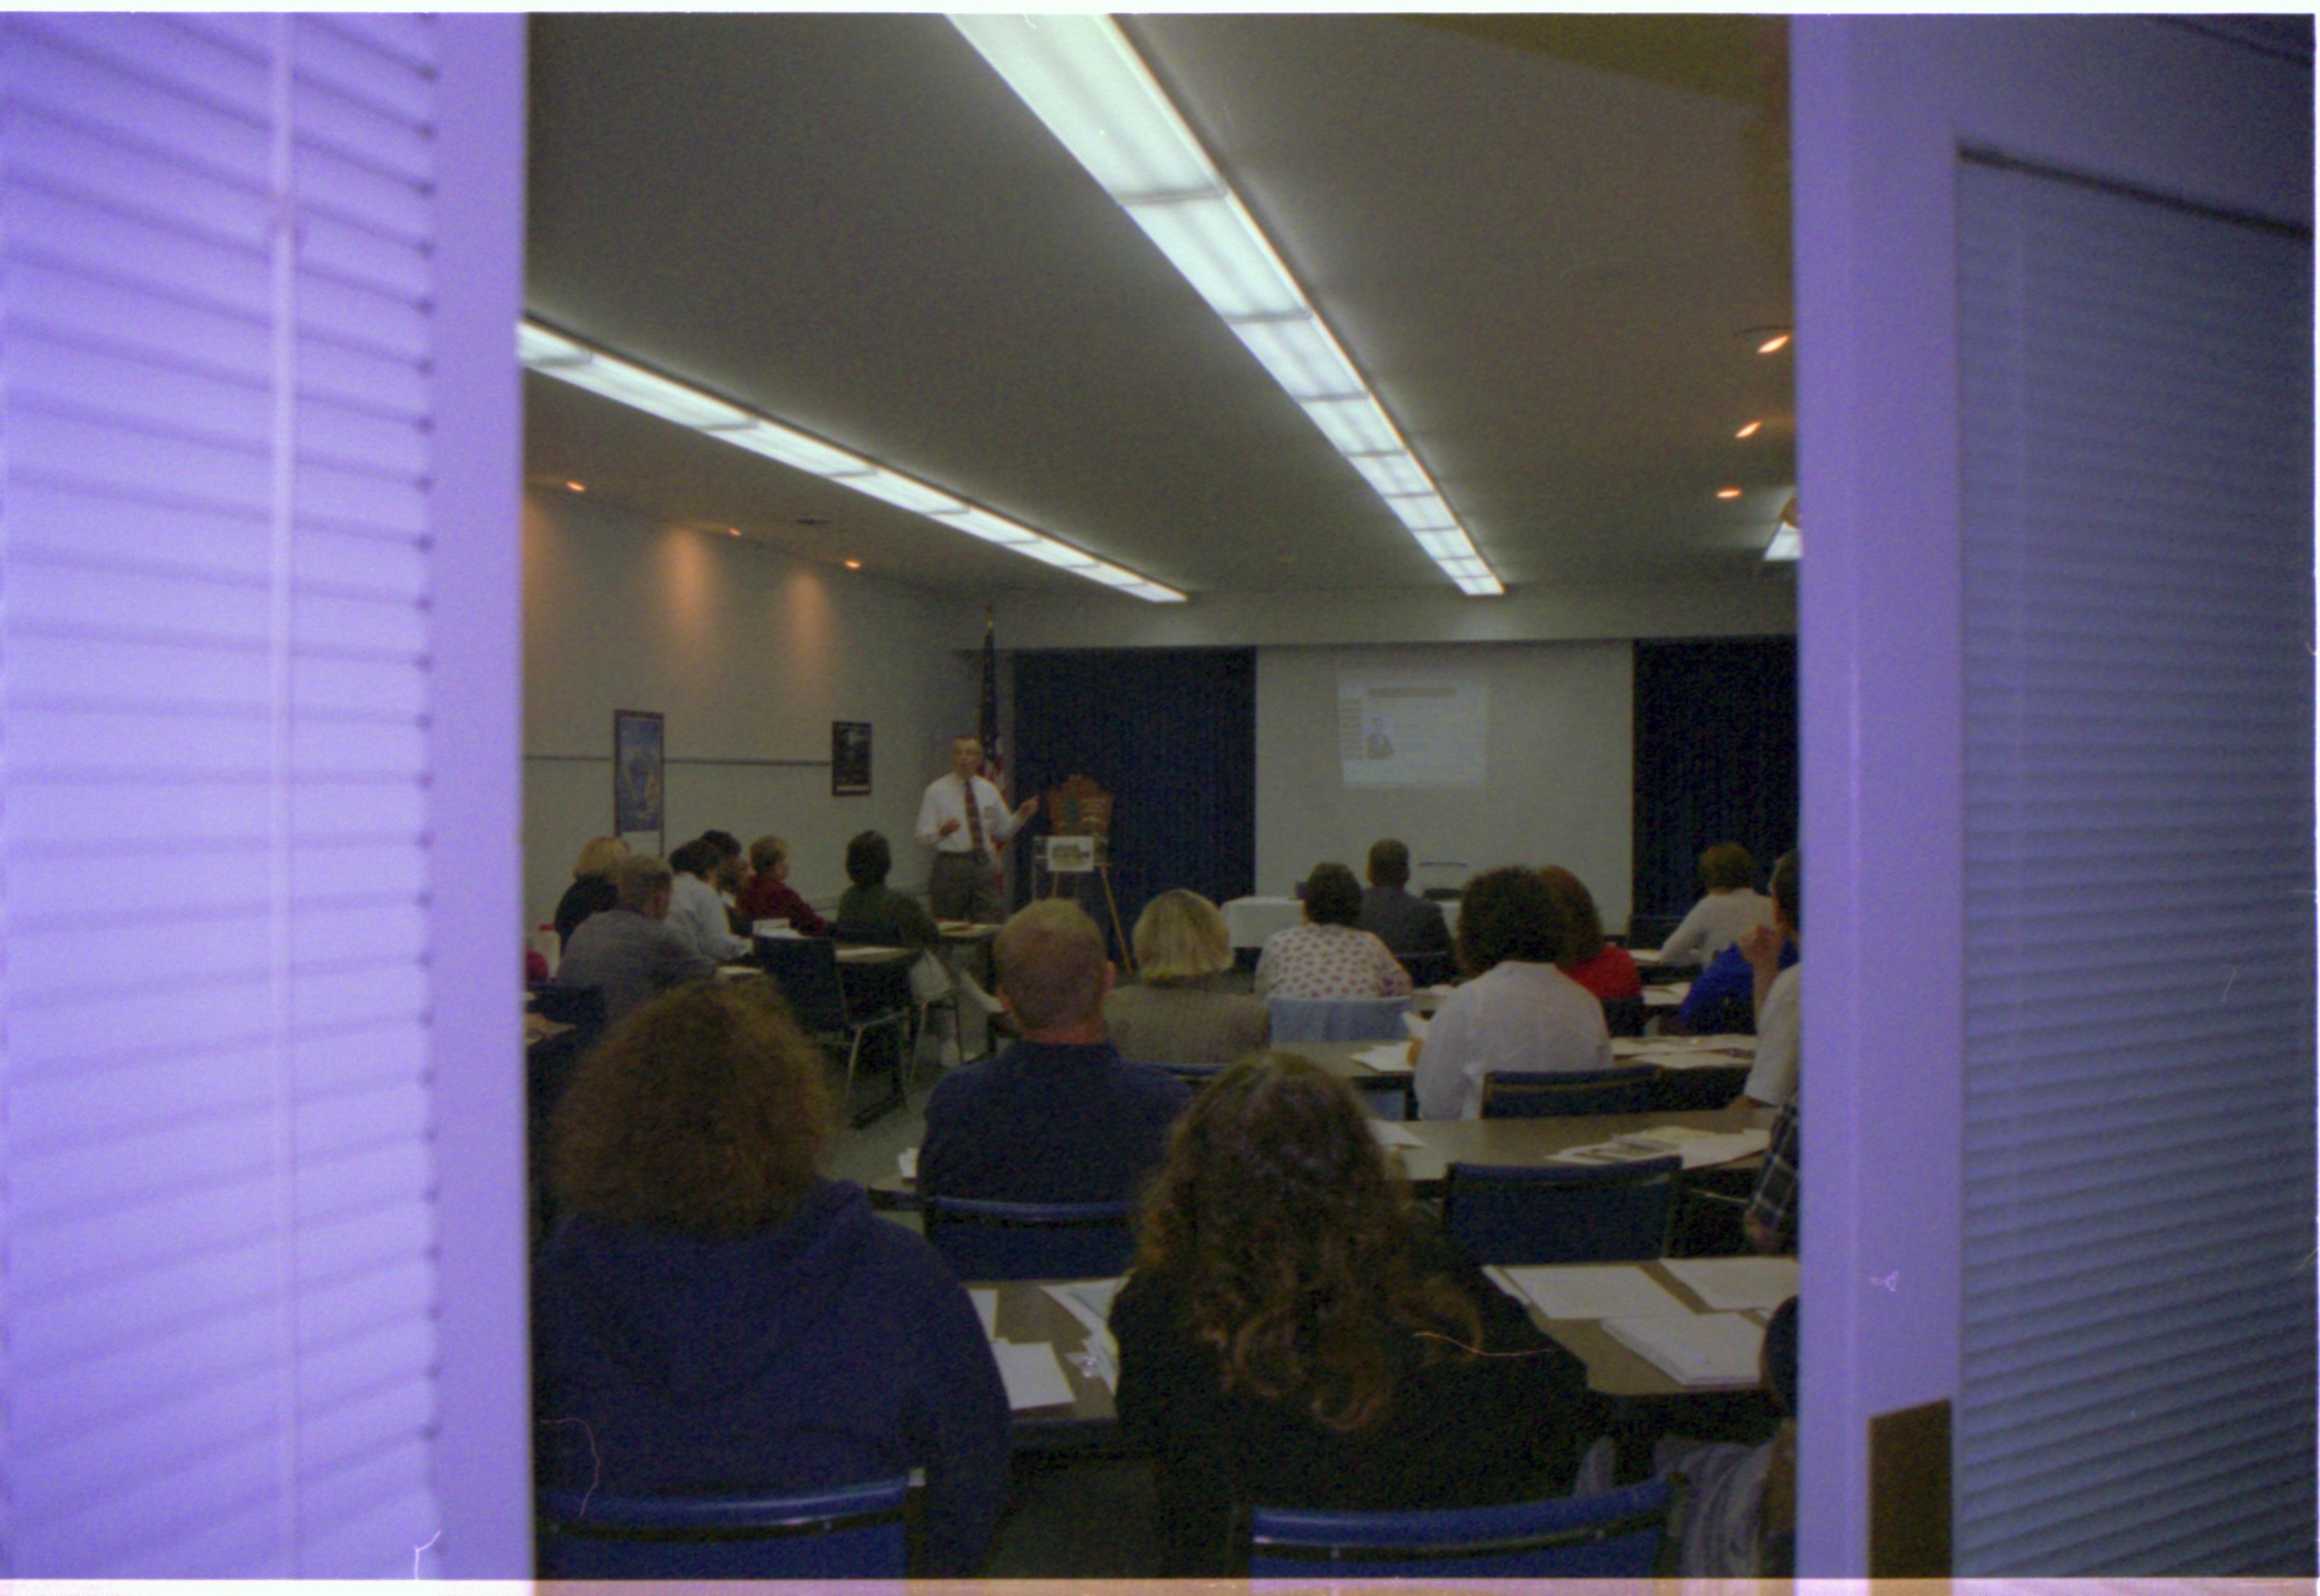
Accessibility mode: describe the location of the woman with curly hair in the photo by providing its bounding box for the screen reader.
[533,982,1009,1575]
[1110,1053,1608,1574]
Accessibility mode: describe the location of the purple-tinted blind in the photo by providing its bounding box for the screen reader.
[2,14,446,1574]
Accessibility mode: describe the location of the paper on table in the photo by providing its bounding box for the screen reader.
[1367,1120,1423,1148]
[1547,1126,1713,1166]
[1041,1281,1123,1390]
[968,1287,998,1338]
[1353,1044,1415,1074]
[1402,1012,1430,1041]
[1601,1313,1765,1387]
[1667,1128,1770,1170]
[898,1148,918,1180]
[1643,982,1691,1005]
[990,1339,1076,1410]
[1625,947,1665,963]
[1663,1257,1800,1312]
[1490,1263,1691,1321]
[1628,1048,1750,1072]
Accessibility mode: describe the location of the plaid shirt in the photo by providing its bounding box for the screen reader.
[1747,1094,1800,1250]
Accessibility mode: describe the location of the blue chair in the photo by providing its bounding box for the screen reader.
[1441,1155,1681,1264]
[536,1477,908,1578]
[1246,1478,1673,1577]
[923,1195,1137,1281]
[1267,995,1411,1042]
[1479,1065,1656,1117]
[758,936,913,1124]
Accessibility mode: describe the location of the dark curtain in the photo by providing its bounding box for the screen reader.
[1008,649,1256,961]
[1632,638,1798,923]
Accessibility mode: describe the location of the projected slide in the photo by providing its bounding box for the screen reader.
[1338,674,1488,787]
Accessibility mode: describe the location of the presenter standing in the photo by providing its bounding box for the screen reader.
[917,735,1036,924]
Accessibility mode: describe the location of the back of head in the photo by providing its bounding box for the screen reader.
[551,982,833,1236]
[845,830,891,888]
[612,854,674,912]
[668,838,719,880]
[697,830,742,862]
[573,834,630,882]
[1366,838,1411,888]
[749,834,788,875]
[1455,865,1569,976]
[995,899,1108,1030]
[1133,889,1231,984]
[1698,841,1757,893]
[1302,862,1362,927]
[1536,865,1606,965]
[1135,1052,1481,1431]
[1769,849,1801,934]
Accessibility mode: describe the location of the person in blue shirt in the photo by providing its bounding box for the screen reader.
[1671,934,1798,1035]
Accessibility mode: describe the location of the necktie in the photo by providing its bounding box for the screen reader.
[961,774,988,860]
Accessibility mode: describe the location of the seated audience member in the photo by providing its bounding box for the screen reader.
[1111,1054,1609,1576]
[1538,865,1643,1001]
[553,835,629,952]
[1255,862,1414,1000]
[1738,850,1801,1105]
[1414,866,1612,1120]
[834,830,939,952]
[697,828,755,934]
[534,983,1008,1576]
[555,856,716,1024]
[1654,1294,1799,1575]
[1745,1092,1798,1254]
[664,838,751,963]
[1673,934,1797,1035]
[1357,838,1451,959]
[1104,890,1270,1065]
[735,834,832,936]
[919,900,1190,1202]
[1660,842,1776,965]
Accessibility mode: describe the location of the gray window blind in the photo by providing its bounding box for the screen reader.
[1957,155,2315,1572]
[1,14,446,1574]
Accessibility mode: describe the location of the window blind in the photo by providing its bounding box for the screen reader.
[1957,155,2315,1573]
[2,14,446,1574]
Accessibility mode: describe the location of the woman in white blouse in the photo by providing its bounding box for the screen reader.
[1254,863,1413,1001]
[1659,843,1776,964]
[1413,866,1610,1120]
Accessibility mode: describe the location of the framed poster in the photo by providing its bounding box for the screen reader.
[832,720,873,796]
[614,710,665,854]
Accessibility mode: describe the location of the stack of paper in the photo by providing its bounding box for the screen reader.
[1663,1257,1800,1312]
[1601,1314,1765,1387]
[1353,1043,1415,1074]
[1041,1280,1124,1390]
[897,1147,918,1181]
[990,1340,1075,1410]
[1549,1126,1766,1171]
[1487,1263,1690,1322]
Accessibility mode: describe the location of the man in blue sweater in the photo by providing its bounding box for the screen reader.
[920,899,1191,1202]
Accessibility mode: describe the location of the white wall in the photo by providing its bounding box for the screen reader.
[523,491,982,934]
[1255,642,1636,930]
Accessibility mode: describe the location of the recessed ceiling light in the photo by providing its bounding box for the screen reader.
[564,480,585,493]
[1735,420,1763,439]
[1756,332,1791,355]
[519,319,1184,601]
[1717,487,1743,500]
[727,527,742,537]
[952,15,1502,599]
[843,559,862,570]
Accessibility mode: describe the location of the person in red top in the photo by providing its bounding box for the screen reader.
[1538,864,1642,1001]
[734,834,832,937]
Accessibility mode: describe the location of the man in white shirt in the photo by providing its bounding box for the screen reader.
[1739,850,1801,1105]
[916,736,1036,923]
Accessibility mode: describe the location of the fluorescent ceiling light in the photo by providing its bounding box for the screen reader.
[954,14,1504,599]
[519,318,1183,602]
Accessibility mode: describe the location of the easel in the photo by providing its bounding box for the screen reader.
[1037,775,1135,976]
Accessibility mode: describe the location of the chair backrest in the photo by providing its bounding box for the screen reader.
[1480,1065,1656,1118]
[1599,994,1648,1037]
[755,936,850,1030]
[537,1477,908,1579]
[923,1195,1137,1281]
[529,980,607,1047]
[1267,995,1411,1042]
[1442,1155,1680,1265]
[1647,1062,1751,1113]
[1247,1477,1672,1578]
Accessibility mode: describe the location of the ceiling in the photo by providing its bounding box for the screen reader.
[524,14,1796,603]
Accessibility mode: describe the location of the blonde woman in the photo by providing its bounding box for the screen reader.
[1102,890,1270,1065]
[554,835,629,951]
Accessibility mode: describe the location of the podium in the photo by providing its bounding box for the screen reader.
[1036,775,1134,975]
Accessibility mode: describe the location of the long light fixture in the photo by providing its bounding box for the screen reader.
[951,15,1504,597]
[518,319,1186,603]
